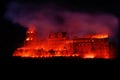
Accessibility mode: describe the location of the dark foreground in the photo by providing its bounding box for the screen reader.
[0,56,119,65]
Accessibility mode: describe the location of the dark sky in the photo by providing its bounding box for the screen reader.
[1,0,120,17]
[3,0,119,39]
[1,1,120,40]
[10,0,120,12]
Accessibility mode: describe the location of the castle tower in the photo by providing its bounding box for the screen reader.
[24,24,37,46]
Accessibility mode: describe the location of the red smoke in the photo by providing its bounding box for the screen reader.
[5,2,119,39]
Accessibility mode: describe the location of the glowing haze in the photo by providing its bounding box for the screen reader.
[5,2,119,39]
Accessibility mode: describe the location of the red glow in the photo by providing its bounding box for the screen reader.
[83,53,95,59]
[91,34,109,39]
[13,26,115,59]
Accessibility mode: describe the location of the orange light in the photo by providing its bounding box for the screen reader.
[26,38,30,41]
[91,34,108,39]
[83,54,95,59]
[26,38,33,41]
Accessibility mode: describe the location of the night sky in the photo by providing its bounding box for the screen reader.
[0,0,120,62]
[4,1,119,39]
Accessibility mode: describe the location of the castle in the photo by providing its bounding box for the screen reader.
[13,26,113,59]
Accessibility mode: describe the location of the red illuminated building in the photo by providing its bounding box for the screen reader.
[13,25,114,59]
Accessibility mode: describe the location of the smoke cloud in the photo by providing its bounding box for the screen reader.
[4,2,119,39]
